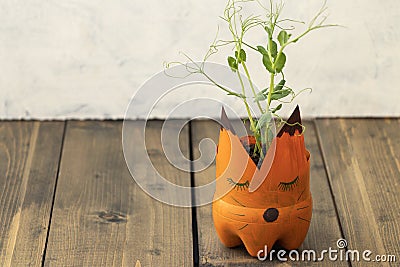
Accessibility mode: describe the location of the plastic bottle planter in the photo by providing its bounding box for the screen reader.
[212,106,312,257]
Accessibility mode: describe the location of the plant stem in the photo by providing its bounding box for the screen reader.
[274,22,336,67]
[236,71,254,126]
[200,70,243,98]
[241,62,263,114]
[267,73,275,106]
[242,41,258,51]
[262,72,274,157]
[236,70,262,155]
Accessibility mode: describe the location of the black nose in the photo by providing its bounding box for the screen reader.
[263,208,279,222]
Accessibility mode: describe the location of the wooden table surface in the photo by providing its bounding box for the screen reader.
[0,119,398,266]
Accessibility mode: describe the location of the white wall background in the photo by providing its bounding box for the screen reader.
[0,0,399,119]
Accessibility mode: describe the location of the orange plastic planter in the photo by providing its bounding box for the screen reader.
[213,106,312,257]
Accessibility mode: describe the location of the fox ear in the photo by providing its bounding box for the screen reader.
[277,105,303,137]
[220,106,236,135]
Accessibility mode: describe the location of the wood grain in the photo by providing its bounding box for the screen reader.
[43,121,193,266]
[191,120,347,266]
[316,119,400,267]
[1,118,397,266]
[0,121,64,266]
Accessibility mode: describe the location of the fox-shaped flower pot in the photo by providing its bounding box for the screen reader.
[212,106,312,257]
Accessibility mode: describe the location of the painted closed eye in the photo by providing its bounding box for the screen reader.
[227,178,249,191]
[278,176,299,191]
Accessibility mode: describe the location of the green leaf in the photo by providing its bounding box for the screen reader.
[256,81,286,102]
[227,56,238,72]
[254,87,270,102]
[267,127,274,145]
[235,49,246,63]
[257,45,268,56]
[256,113,272,130]
[262,55,275,73]
[240,49,246,62]
[271,104,282,113]
[274,79,286,91]
[254,92,267,102]
[278,30,289,46]
[256,112,272,130]
[264,26,271,37]
[274,53,286,73]
[270,89,291,100]
[269,41,278,58]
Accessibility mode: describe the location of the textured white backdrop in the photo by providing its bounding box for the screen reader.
[0,0,399,119]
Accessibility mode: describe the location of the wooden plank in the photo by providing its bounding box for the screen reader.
[316,119,400,266]
[44,121,193,266]
[192,120,347,266]
[0,121,65,266]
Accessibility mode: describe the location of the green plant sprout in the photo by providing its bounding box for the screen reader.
[166,0,338,161]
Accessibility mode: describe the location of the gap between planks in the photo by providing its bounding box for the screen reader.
[190,120,348,266]
[41,122,67,267]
